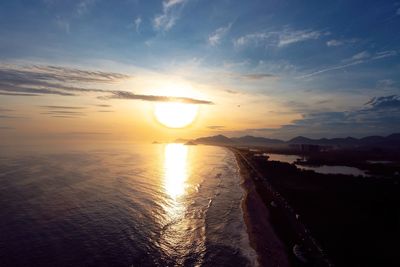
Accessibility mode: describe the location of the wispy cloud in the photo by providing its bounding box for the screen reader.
[238,73,277,80]
[207,125,225,130]
[0,92,39,96]
[39,106,87,118]
[128,16,143,33]
[40,106,86,110]
[76,0,96,16]
[208,23,232,46]
[95,104,112,107]
[101,91,213,104]
[55,16,70,34]
[351,50,370,60]
[278,29,324,47]
[0,64,130,96]
[153,0,186,31]
[0,64,213,107]
[41,111,86,115]
[234,28,325,48]
[326,38,357,47]
[373,50,397,59]
[135,17,142,32]
[52,0,96,33]
[0,108,15,112]
[397,7,400,15]
[300,50,398,78]
[0,126,14,130]
[0,115,25,119]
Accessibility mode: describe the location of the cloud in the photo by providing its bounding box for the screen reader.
[351,50,370,60]
[364,95,400,109]
[0,108,14,112]
[278,29,324,47]
[372,50,397,59]
[234,28,325,48]
[0,64,212,107]
[41,111,85,115]
[95,104,112,107]
[0,115,25,119]
[300,50,398,78]
[208,23,232,46]
[39,105,87,118]
[377,79,395,89]
[163,0,185,9]
[133,16,142,32]
[0,92,39,96]
[76,0,96,16]
[0,126,14,130]
[101,91,213,104]
[225,89,239,94]
[53,0,96,33]
[0,86,76,96]
[55,16,70,34]
[234,32,272,48]
[54,131,110,136]
[50,115,82,119]
[40,106,86,109]
[207,125,225,130]
[326,39,343,47]
[268,95,400,138]
[153,0,186,31]
[239,73,277,80]
[0,64,129,96]
[397,7,400,15]
[326,38,357,47]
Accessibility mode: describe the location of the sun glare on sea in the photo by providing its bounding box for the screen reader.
[154,102,198,128]
[163,143,188,198]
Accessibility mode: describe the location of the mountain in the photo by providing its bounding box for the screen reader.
[192,133,400,148]
[287,136,314,144]
[231,135,284,145]
[195,134,234,144]
[288,136,360,146]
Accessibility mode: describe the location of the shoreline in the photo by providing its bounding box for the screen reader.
[231,147,336,267]
[231,148,291,267]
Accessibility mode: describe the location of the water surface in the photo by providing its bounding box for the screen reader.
[267,153,368,176]
[0,144,257,266]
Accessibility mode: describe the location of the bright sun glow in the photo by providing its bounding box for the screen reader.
[154,102,198,128]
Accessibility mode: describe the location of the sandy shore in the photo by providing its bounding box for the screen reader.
[232,149,291,267]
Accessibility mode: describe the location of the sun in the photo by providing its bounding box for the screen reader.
[154,102,198,128]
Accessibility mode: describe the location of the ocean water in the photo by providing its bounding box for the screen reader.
[0,144,257,267]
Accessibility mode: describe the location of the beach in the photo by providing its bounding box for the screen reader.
[234,150,291,267]
[231,147,333,267]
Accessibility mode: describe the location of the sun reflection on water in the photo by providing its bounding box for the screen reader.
[163,143,188,199]
[160,143,192,262]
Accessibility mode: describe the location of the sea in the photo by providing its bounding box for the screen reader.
[0,144,258,267]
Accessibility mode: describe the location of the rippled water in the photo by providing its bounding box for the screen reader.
[0,144,257,266]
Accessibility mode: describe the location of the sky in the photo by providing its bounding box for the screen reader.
[1,0,400,144]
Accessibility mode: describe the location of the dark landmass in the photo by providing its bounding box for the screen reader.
[193,133,400,177]
[192,133,400,150]
[233,147,400,267]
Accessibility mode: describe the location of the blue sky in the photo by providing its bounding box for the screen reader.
[0,0,400,140]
